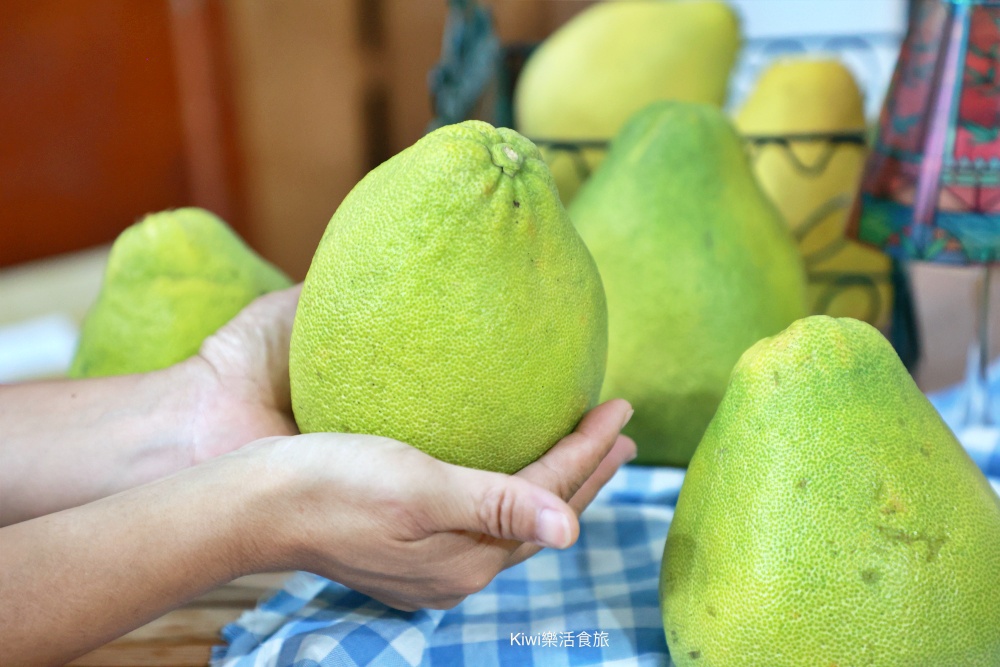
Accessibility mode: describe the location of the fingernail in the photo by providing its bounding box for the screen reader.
[621,408,634,429]
[537,508,570,549]
[626,445,638,463]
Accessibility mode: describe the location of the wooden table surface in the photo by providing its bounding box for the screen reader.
[68,573,292,667]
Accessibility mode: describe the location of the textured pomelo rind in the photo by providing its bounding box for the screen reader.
[70,208,292,378]
[661,315,1000,666]
[570,100,807,467]
[290,121,607,474]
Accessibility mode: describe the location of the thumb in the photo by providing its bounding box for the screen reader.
[428,466,579,549]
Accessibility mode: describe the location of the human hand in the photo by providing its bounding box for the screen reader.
[185,284,303,463]
[239,399,635,611]
[0,284,304,525]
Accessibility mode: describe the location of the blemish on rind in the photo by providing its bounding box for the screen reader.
[875,525,948,562]
[880,496,905,515]
[861,568,880,585]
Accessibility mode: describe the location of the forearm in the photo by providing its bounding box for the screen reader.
[0,448,273,667]
[0,361,207,525]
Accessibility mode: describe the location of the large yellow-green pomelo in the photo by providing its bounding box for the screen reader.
[515,0,741,203]
[290,121,607,474]
[70,207,291,378]
[570,101,807,467]
[661,316,1000,666]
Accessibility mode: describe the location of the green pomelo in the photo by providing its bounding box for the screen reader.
[661,315,1000,666]
[70,207,291,378]
[290,121,607,474]
[570,101,807,467]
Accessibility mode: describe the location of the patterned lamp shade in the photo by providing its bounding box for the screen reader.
[849,0,1000,264]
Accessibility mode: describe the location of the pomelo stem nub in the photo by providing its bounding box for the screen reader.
[491,143,523,176]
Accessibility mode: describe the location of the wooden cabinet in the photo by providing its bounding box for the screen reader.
[0,1,584,277]
[219,0,592,279]
[0,0,244,269]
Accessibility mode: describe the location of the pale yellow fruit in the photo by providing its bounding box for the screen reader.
[515,0,741,203]
[736,58,892,327]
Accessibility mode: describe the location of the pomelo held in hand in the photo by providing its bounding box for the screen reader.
[661,316,1000,666]
[70,208,291,378]
[290,121,607,474]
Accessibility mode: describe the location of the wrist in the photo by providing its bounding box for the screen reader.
[219,437,308,576]
[173,354,225,466]
[178,351,299,466]
[88,362,206,485]
[175,353,260,466]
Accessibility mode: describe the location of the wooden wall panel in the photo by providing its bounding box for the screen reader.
[222,0,371,279]
[379,2,448,161]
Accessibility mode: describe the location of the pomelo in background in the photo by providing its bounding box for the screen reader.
[515,0,741,203]
[571,101,807,467]
[735,58,892,328]
[290,121,607,474]
[70,207,291,378]
[661,315,1000,666]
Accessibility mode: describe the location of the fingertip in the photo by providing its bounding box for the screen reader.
[602,398,633,430]
[536,508,570,548]
[577,398,632,437]
[599,397,632,416]
[535,507,578,549]
[618,435,638,463]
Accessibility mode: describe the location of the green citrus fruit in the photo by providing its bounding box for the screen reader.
[570,101,807,467]
[661,316,1000,666]
[70,207,291,378]
[289,121,607,473]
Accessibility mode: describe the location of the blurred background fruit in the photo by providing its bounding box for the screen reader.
[572,102,806,467]
[70,207,291,378]
[736,58,893,329]
[514,0,741,203]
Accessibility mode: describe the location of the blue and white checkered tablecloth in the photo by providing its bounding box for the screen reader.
[212,386,1000,667]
